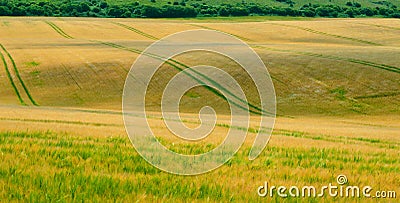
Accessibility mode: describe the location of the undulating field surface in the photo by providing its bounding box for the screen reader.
[0,17,399,202]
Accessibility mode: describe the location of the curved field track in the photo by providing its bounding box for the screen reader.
[44,21,268,115]
[0,45,24,105]
[45,21,74,39]
[112,22,159,40]
[0,44,38,105]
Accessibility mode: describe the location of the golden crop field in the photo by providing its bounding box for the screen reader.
[0,17,399,202]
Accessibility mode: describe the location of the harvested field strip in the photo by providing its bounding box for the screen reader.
[95,40,272,116]
[189,24,253,42]
[45,21,73,39]
[0,44,38,106]
[0,47,25,105]
[267,23,382,46]
[112,22,159,40]
[0,117,121,127]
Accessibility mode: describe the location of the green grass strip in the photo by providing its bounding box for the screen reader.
[0,44,38,106]
[0,117,121,127]
[0,48,25,105]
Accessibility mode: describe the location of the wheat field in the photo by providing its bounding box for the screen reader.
[0,17,399,202]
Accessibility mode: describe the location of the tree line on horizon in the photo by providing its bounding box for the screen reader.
[0,0,399,18]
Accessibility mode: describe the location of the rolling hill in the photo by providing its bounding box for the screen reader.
[0,17,399,115]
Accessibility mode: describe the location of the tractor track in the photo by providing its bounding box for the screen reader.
[0,44,38,106]
[356,22,400,31]
[354,91,400,99]
[42,20,400,117]
[266,23,383,46]
[46,22,271,116]
[0,47,25,105]
[94,40,272,116]
[189,24,253,42]
[61,64,82,90]
[45,21,74,39]
[192,26,400,74]
[254,45,400,74]
[112,22,159,40]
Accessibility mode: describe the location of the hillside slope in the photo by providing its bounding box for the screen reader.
[0,17,399,116]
